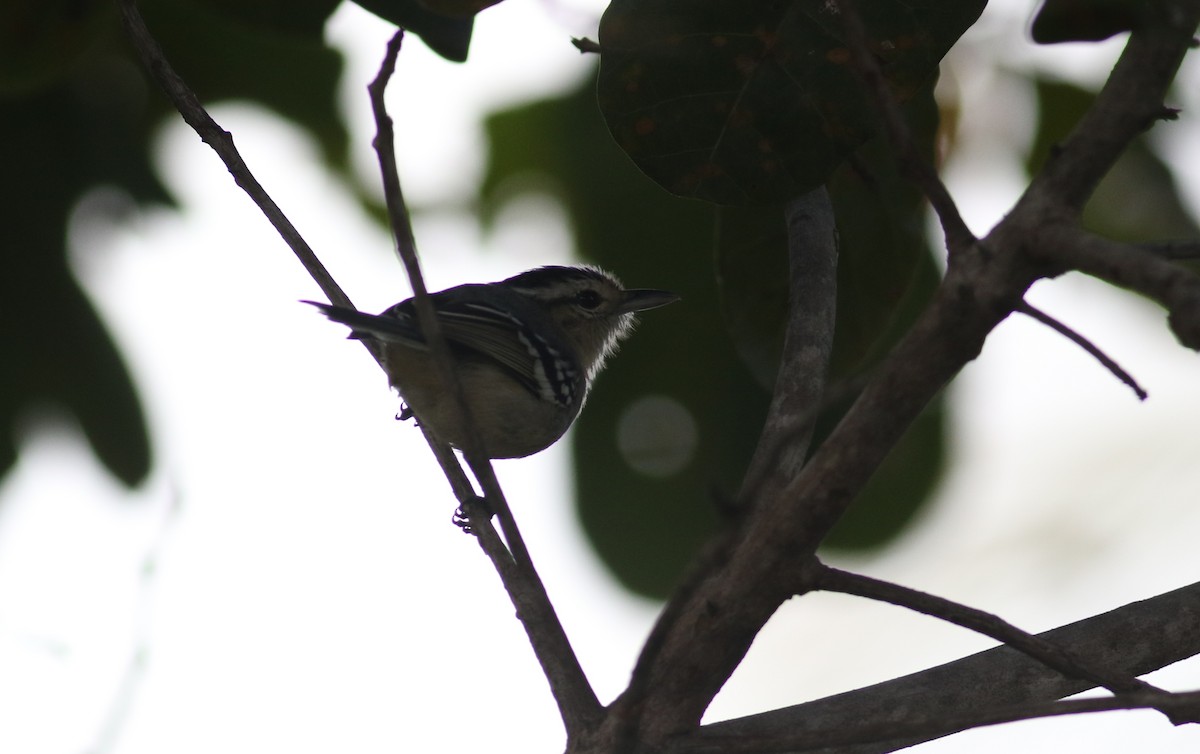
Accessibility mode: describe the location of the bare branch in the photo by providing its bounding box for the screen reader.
[835,0,975,254]
[1015,301,1147,400]
[365,32,602,732]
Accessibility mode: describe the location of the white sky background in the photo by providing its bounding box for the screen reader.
[1,1,1199,753]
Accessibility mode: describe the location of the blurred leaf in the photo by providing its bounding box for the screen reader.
[714,205,789,388]
[1028,77,1200,243]
[1,0,351,488]
[4,254,153,487]
[145,0,348,169]
[352,0,474,62]
[823,395,945,549]
[718,85,946,551]
[0,0,109,95]
[1031,0,1146,43]
[482,74,769,598]
[596,0,985,204]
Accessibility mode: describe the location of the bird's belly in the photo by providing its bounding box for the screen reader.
[387,353,577,459]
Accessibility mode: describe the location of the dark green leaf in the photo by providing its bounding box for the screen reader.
[144,0,349,169]
[1031,0,1147,43]
[195,0,342,37]
[0,0,110,95]
[822,396,945,549]
[597,0,985,204]
[352,0,474,62]
[0,0,351,488]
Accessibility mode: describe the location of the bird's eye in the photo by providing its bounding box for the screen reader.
[575,289,603,310]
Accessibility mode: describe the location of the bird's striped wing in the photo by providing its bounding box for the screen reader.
[437,301,576,407]
[305,299,575,406]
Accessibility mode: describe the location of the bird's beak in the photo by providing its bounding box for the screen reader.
[619,288,681,314]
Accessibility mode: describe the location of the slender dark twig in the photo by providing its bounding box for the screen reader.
[365,31,601,733]
[367,32,480,459]
[814,565,1168,701]
[835,0,976,254]
[1016,301,1148,400]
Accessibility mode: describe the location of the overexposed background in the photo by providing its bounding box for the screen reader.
[2,1,1199,752]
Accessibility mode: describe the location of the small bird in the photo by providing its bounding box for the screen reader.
[306,265,678,459]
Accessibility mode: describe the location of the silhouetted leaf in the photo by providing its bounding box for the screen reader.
[1031,0,1146,43]
[145,0,348,168]
[197,0,341,36]
[418,0,503,20]
[352,0,474,62]
[597,0,985,204]
[0,0,110,95]
[1,0,350,488]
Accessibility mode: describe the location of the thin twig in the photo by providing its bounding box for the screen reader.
[1016,301,1148,400]
[115,0,354,314]
[366,33,531,561]
[814,565,1168,701]
[835,0,976,255]
[365,31,601,732]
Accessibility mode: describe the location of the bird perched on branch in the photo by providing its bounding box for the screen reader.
[307,265,678,459]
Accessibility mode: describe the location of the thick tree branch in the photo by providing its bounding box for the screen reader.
[1031,226,1200,350]
[609,5,1200,743]
[684,580,1200,753]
